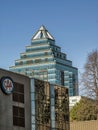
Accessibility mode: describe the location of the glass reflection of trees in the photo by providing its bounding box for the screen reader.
[55,86,69,130]
[34,79,69,130]
[35,79,50,130]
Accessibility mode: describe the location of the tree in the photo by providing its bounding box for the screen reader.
[81,49,98,119]
[70,98,96,121]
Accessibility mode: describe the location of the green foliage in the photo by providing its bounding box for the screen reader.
[70,98,97,121]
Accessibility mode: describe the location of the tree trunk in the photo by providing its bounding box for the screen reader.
[96,90,98,120]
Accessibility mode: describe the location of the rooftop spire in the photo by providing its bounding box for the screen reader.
[31,25,55,41]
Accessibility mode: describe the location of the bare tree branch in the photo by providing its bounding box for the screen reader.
[81,49,98,119]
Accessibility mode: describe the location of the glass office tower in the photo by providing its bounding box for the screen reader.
[10,25,78,96]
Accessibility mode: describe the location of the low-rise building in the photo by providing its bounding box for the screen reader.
[69,96,82,110]
[0,68,69,130]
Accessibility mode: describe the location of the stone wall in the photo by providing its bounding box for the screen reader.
[70,120,98,130]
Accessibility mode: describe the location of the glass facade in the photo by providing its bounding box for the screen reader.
[30,79,69,130]
[9,25,78,96]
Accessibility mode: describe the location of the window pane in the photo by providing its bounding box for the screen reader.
[13,106,25,127]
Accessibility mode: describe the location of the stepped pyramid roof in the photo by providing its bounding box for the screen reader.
[31,25,55,41]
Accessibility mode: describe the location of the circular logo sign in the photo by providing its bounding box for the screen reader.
[1,77,14,94]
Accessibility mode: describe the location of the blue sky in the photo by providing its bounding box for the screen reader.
[0,0,98,75]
